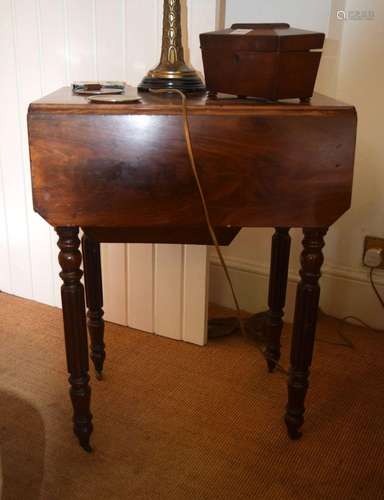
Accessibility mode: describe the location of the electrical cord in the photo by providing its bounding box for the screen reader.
[318,267,384,348]
[150,88,246,339]
[149,89,290,375]
[149,89,384,374]
[370,267,384,309]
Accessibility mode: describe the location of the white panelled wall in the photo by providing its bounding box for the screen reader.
[0,0,218,345]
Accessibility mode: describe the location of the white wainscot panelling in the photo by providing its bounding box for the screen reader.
[0,0,217,345]
[127,244,154,334]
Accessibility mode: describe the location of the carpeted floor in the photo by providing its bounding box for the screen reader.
[0,292,383,500]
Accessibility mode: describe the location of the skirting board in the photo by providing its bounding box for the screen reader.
[210,255,384,330]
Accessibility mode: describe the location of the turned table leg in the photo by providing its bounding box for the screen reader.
[82,234,105,379]
[285,227,327,440]
[265,228,291,372]
[56,227,93,452]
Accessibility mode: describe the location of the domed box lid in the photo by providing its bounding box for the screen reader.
[200,23,325,52]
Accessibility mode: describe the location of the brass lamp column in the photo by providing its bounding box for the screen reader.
[138,0,205,92]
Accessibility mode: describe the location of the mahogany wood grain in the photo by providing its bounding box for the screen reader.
[28,86,348,113]
[83,226,241,245]
[285,228,327,439]
[56,227,93,452]
[200,24,325,100]
[27,87,357,448]
[28,88,356,232]
[82,234,105,378]
[266,228,291,372]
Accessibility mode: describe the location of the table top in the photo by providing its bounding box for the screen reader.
[27,87,357,232]
[29,86,355,116]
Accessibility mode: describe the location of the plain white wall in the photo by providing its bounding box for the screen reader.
[210,0,384,328]
[226,0,333,33]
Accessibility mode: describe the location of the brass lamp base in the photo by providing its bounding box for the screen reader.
[138,72,205,93]
[139,0,206,94]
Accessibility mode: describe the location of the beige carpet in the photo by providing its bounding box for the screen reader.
[0,292,383,500]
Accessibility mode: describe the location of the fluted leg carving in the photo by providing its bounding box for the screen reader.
[56,227,93,452]
[285,228,327,440]
[266,228,291,372]
[82,234,105,379]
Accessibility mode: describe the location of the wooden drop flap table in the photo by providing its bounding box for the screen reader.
[27,88,357,451]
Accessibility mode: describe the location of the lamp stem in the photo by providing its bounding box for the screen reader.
[138,0,205,92]
[160,0,184,67]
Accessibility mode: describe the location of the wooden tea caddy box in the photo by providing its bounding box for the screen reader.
[200,23,325,101]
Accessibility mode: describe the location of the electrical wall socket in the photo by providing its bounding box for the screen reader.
[363,236,384,269]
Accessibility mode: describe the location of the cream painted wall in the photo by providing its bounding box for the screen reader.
[210,0,384,328]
